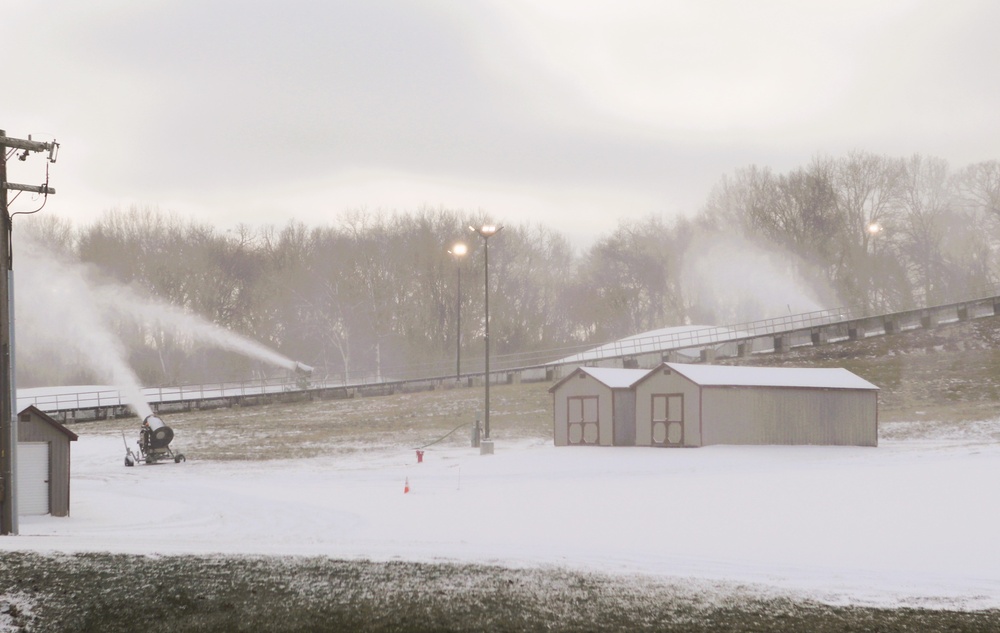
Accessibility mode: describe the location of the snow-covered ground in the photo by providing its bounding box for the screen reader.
[3,421,999,611]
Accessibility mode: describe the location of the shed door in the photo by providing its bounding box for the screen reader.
[651,394,684,447]
[17,442,51,516]
[567,396,599,445]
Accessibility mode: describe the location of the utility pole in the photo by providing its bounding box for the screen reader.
[0,130,58,535]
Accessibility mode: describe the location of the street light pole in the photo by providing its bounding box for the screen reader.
[448,243,467,380]
[470,224,502,455]
[866,221,883,315]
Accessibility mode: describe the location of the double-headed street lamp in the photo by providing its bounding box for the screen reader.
[447,242,467,379]
[470,223,502,454]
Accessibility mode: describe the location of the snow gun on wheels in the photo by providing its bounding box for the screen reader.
[292,361,313,389]
[123,415,186,466]
[294,362,314,375]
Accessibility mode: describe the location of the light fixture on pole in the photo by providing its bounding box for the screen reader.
[470,223,502,455]
[866,221,883,315]
[447,242,467,380]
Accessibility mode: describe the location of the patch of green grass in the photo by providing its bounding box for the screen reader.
[76,381,554,461]
[2,552,999,633]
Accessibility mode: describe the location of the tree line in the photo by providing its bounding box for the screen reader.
[20,151,1000,387]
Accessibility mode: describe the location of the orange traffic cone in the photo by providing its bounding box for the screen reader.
[404,477,410,494]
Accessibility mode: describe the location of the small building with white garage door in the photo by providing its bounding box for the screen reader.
[550,366,649,446]
[633,363,878,447]
[17,405,79,517]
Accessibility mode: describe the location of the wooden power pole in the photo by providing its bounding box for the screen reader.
[0,130,58,535]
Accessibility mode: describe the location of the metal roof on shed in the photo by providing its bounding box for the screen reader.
[582,367,649,388]
[548,366,649,392]
[664,363,879,390]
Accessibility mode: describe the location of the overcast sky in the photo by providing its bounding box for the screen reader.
[5,0,1000,247]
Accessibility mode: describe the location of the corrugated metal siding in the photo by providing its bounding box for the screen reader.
[701,386,877,446]
[613,390,636,446]
[683,385,701,446]
[552,391,567,446]
[634,382,656,445]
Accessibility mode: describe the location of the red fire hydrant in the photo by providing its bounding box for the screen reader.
[416,450,424,463]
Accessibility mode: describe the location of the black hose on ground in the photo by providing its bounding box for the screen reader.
[415,421,471,450]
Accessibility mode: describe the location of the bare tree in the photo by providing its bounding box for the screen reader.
[570,216,684,342]
[954,160,1000,217]
[483,222,577,356]
[831,151,909,312]
[895,155,957,305]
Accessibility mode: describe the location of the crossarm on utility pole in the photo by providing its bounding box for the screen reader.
[4,182,56,195]
[0,136,51,153]
[0,136,58,163]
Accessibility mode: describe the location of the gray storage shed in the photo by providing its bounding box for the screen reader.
[550,367,648,446]
[17,405,79,516]
[633,363,879,447]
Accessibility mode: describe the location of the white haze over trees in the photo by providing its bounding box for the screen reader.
[15,231,301,399]
[15,152,1000,389]
[680,233,831,326]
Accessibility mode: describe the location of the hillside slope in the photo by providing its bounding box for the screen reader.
[737,317,1000,422]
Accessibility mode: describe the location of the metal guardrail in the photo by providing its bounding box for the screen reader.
[384,290,1000,376]
[21,388,129,411]
[543,307,856,364]
[21,289,1000,416]
[19,377,304,412]
[432,305,866,373]
[460,287,1000,371]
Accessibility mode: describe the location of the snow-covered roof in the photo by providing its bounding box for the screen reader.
[664,363,879,391]
[580,367,649,389]
[552,363,879,393]
[550,325,741,365]
[549,366,649,392]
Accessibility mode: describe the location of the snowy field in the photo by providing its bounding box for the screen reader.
[3,416,999,613]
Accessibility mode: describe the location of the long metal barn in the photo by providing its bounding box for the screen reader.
[551,363,879,448]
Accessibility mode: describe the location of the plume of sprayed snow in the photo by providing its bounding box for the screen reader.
[15,235,154,418]
[91,282,297,371]
[681,233,834,324]
[14,232,297,416]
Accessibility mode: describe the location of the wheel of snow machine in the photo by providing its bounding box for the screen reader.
[125,455,134,467]
[174,454,186,463]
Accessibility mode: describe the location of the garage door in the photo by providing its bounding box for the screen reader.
[17,442,50,516]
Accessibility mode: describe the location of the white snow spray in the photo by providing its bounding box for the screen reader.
[91,281,300,372]
[681,233,835,324]
[16,236,154,418]
[15,233,301,418]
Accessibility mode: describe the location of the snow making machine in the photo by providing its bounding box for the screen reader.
[123,415,186,466]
